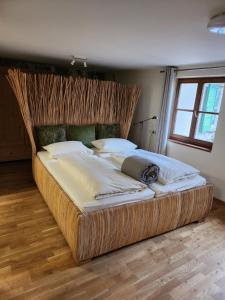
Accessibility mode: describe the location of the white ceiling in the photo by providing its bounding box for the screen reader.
[0,0,225,68]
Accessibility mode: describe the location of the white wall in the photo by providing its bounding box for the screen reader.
[167,65,225,201]
[114,69,165,150]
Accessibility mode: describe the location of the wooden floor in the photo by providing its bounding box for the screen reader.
[0,161,225,300]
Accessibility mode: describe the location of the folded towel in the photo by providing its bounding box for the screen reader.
[121,155,160,185]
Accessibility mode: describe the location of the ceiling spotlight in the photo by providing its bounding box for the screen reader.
[208,13,225,35]
[70,56,88,68]
[71,56,76,65]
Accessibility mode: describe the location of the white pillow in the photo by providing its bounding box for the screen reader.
[91,138,137,153]
[43,141,93,158]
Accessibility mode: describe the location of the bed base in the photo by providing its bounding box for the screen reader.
[33,156,213,265]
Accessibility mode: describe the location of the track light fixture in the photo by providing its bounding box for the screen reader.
[70,56,88,68]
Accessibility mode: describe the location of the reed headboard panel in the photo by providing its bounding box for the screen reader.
[7,69,141,154]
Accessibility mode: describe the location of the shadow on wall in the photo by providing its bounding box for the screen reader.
[129,120,158,151]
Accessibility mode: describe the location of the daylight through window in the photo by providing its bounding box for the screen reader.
[170,78,225,151]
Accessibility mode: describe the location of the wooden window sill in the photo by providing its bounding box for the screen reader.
[168,139,212,152]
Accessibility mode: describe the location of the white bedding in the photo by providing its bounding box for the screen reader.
[97,149,200,185]
[150,175,206,196]
[37,147,206,212]
[58,152,148,200]
[95,149,207,195]
[37,151,155,212]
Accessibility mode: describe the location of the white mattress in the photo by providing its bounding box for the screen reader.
[37,151,155,213]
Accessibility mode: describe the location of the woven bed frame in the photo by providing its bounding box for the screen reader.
[33,155,213,264]
[7,70,214,264]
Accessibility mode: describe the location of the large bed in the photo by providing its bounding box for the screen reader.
[7,69,214,265]
[33,148,213,264]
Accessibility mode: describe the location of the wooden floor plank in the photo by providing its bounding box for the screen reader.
[0,160,225,299]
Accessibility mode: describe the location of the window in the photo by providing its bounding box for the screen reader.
[170,77,225,151]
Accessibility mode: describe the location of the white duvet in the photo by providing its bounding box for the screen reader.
[104,149,200,185]
[57,152,148,200]
[150,175,206,196]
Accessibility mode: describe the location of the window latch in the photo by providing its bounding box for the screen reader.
[194,111,198,118]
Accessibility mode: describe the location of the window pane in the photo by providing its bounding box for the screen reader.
[195,113,218,142]
[173,111,193,137]
[200,83,224,113]
[177,83,198,110]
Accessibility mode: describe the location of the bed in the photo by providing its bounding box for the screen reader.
[7,69,214,265]
[33,148,213,264]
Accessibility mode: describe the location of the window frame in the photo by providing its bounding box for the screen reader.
[169,77,225,152]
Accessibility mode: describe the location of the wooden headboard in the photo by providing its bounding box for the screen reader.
[7,69,141,154]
